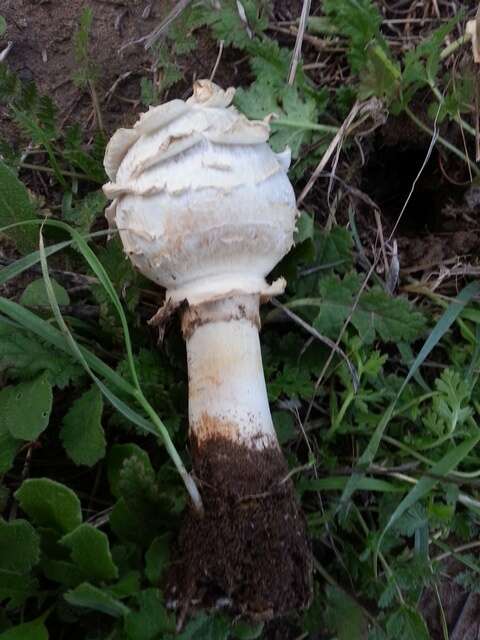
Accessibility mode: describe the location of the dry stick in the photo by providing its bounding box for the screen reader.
[120,0,193,52]
[209,40,224,82]
[288,0,312,85]
[296,98,384,207]
[301,104,442,430]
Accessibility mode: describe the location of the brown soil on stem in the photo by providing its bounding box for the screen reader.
[167,435,313,620]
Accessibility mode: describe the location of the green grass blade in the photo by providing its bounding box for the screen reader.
[0,296,132,395]
[338,281,480,512]
[376,433,480,568]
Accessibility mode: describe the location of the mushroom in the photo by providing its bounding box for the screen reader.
[103,80,312,618]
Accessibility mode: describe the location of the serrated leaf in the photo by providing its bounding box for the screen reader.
[0,618,48,640]
[60,386,105,466]
[107,443,151,498]
[20,278,70,307]
[0,374,52,441]
[314,272,425,344]
[0,160,38,254]
[15,478,82,534]
[316,226,354,274]
[124,589,175,640]
[64,582,129,617]
[61,524,118,582]
[0,570,38,608]
[0,520,40,573]
[0,324,82,388]
[386,606,429,640]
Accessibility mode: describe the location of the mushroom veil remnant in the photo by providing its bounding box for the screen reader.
[103,80,312,618]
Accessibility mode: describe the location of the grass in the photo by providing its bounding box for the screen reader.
[1,1,480,638]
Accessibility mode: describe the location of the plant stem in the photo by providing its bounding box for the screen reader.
[136,391,204,515]
[274,118,339,134]
[20,162,98,182]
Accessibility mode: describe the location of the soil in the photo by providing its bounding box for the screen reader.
[0,0,163,137]
[355,112,480,274]
[167,435,313,620]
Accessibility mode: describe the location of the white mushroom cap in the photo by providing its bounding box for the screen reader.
[103,80,298,305]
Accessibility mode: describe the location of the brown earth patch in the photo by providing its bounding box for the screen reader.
[167,435,313,621]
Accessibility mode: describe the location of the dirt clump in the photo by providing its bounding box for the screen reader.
[167,435,313,620]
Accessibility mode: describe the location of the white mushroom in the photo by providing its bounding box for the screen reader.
[103,80,311,617]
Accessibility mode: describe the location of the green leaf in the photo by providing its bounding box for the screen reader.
[20,278,70,307]
[177,613,230,640]
[124,589,175,640]
[323,0,383,72]
[386,606,429,640]
[0,160,38,254]
[314,272,425,344]
[145,534,170,584]
[61,524,118,582]
[0,323,82,389]
[0,618,48,640]
[0,429,19,474]
[0,520,40,573]
[231,620,264,639]
[41,558,85,588]
[325,585,367,640]
[60,386,105,466]
[0,16,6,37]
[107,444,151,498]
[64,582,129,617]
[0,570,38,608]
[0,374,52,441]
[15,478,82,534]
[377,433,480,553]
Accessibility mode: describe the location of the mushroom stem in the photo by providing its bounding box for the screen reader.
[169,294,313,618]
[183,295,277,452]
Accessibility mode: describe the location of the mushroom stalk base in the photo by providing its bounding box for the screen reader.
[168,295,312,619]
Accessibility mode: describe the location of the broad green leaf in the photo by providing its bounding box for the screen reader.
[145,534,170,584]
[61,524,118,582]
[232,620,264,639]
[0,160,38,254]
[0,430,19,474]
[177,613,230,640]
[124,589,175,640]
[15,478,82,534]
[386,606,429,640]
[60,386,105,466]
[0,520,40,573]
[0,374,52,441]
[0,16,6,37]
[0,618,48,640]
[20,278,70,307]
[65,582,129,617]
[325,585,367,640]
[41,558,85,588]
[0,570,38,608]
